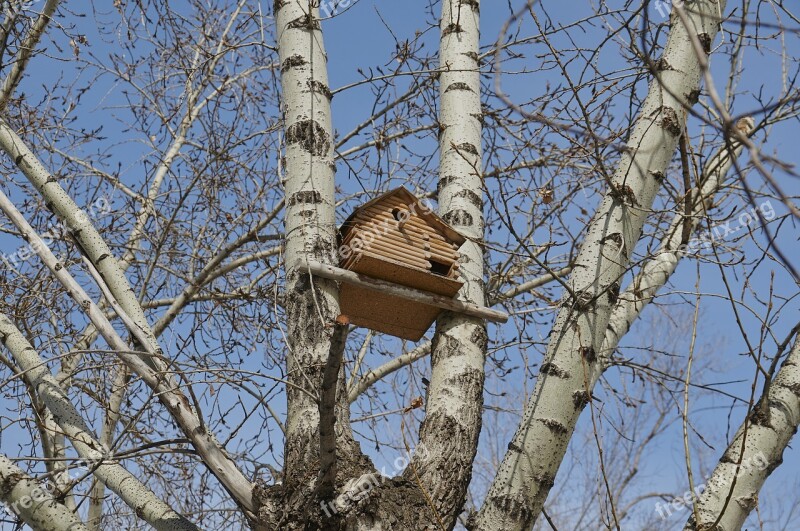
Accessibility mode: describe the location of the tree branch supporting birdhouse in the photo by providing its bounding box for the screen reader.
[301,259,509,324]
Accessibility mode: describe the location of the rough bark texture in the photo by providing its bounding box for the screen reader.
[405,0,486,529]
[685,336,800,531]
[472,2,727,529]
[255,2,371,528]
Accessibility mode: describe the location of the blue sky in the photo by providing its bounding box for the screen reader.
[0,0,798,528]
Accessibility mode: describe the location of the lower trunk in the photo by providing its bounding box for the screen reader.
[254,476,447,530]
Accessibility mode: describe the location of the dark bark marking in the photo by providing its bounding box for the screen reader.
[455,142,479,156]
[287,14,320,30]
[698,33,712,54]
[0,472,23,497]
[445,82,473,93]
[601,232,623,249]
[609,182,640,206]
[570,289,595,312]
[288,190,322,206]
[573,390,591,408]
[735,494,758,511]
[469,325,488,350]
[607,281,620,305]
[443,209,473,227]
[540,361,570,379]
[453,188,483,209]
[459,0,480,12]
[748,397,772,426]
[655,57,673,71]
[281,54,307,72]
[484,494,534,529]
[540,418,568,435]
[286,119,331,157]
[443,23,463,36]
[786,379,800,398]
[307,80,333,100]
[533,473,555,490]
[438,175,458,198]
[686,88,701,105]
[659,106,683,137]
[580,346,597,364]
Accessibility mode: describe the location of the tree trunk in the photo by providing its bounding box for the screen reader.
[685,334,800,530]
[255,1,371,528]
[0,453,88,531]
[405,0,487,528]
[472,2,728,529]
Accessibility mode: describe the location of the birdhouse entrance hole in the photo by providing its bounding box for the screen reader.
[429,259,450,277]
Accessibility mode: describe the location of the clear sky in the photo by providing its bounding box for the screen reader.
[0,1,798,529]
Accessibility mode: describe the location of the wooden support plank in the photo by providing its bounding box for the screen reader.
[301,259,509,324]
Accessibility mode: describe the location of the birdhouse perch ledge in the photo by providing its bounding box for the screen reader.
[300,259,509,325]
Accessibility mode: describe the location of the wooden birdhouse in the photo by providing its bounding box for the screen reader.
[299,187,509,341]
[335,187,465,340]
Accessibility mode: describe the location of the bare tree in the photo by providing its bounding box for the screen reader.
[0,0,798,530]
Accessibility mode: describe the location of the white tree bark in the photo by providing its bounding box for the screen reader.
[0,119,161,369]
[0,315,198,531]
[87,362,129,531]
[0,453,88,531]
[601,118,753,355]
[405,1,486,527]
[274,0,342,478]
[685,335,800,531]
[0,187,255,515]
[473,2,728,528]
[0,0,60,110]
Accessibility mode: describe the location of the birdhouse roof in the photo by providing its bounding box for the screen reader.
[340,186,467,246]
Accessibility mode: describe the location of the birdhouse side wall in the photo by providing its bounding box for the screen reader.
[342,211,460,276]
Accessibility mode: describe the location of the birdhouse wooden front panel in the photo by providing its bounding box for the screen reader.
[337,187,466,340]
